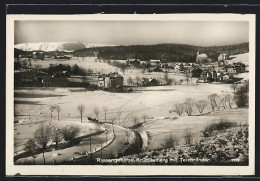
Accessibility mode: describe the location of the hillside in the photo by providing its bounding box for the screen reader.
[73,43,249,63]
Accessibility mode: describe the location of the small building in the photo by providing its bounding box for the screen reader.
[140,78,159,87]
[98,72,124,89]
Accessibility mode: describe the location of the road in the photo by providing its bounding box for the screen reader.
[73,125,130,164]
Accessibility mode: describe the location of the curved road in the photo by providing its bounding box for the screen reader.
[73,125,129,164]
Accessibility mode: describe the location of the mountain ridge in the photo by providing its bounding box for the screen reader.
[14,42,116,52]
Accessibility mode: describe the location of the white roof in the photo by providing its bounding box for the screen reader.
[198,53,208,58]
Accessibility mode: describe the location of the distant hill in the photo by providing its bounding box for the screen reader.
[14,42,116,52]
[74,43,249,62]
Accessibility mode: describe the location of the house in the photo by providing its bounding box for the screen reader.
[174,63,184,71]
[140,78,159,87]
[218,59,229,67]
[210,70,218,81]
[98,72,124,89]
[153,66,164,72]
[218,53,229,61]
[191,68,203,77]
[225,65,236,74]
[196,51,212,65]
[233,63,246,73]
[32,51,44,59]
[149,59,161,66]
[127,59,140,67]
[159,62,168,68]
[198,70,213,82]
[140,60,149,66]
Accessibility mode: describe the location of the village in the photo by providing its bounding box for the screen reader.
[13,45,250,166]
[14,50,248,92]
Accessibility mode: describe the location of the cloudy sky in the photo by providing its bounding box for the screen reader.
[15,21,249,46]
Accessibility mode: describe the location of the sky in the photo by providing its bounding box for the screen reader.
[14,21,249,46]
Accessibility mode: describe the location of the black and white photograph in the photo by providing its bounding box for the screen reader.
[6,14,255,175]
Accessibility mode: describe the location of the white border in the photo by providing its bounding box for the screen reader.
[6,14,255,176]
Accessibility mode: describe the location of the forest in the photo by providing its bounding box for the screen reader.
[73,43,249,62]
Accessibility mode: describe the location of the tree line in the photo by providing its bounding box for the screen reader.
[170,82,249,117]
[73,43,249,62]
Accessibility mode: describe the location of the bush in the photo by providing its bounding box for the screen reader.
[202,119,236,137]
[235,82,249,107]
[61,125,81,144]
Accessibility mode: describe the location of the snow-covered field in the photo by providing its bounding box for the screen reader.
[14,83,247,154]
[229,52,249,66]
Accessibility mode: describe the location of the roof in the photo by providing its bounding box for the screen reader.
[107,72,123,78]
[197,53,208,58]
[150,59,161,62]
[99,72,123,78]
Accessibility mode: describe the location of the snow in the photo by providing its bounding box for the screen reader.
[229,53,249,66]
[14,42,116,52]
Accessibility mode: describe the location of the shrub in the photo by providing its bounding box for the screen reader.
[61,125,81,144]
[202,119,236,137]
[235,82,249,107]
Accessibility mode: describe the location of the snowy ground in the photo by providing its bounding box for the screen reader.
[229,53,249,66]
[14,83,247,154]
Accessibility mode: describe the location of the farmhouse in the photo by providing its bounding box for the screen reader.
[98,72,124,89]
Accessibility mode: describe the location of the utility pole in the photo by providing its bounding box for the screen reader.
[90,136,92,153]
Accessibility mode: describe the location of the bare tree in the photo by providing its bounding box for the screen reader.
[220,95,227,109]
[225,94,233,108]
[24,139,37,164]
[55,105,61,121]
[207,94,220,111]
[51,128,63,149]
[184,98,194,116]
[77,104,85,123]
[171,103,184,116]
[34,124,52,165]
[195,100,208,114]
[184,128,192,145]
[93,106,100,123]
[124,129,131,144]
[142,114,148,123]
[127,77,133,86]
[231,83,238,94]
[102,106,108,123]
[135,76,141,86]
[49,105,56,120]
[131,115,139,125]
[110,115,117,132]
